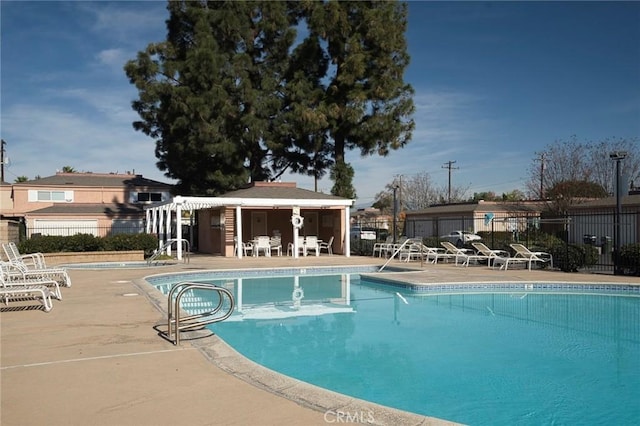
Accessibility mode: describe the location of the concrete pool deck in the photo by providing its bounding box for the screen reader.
[1,254,637,426]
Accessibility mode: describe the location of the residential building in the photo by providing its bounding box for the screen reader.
[404,200,547,239]
[0,172,173,241]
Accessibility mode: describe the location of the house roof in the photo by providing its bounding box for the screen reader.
[25,203,144,216]
[568,194,640,210]
[405,200,546,216]
[223,181,346,201]
[145,182,353,212]
[16,172,173,188]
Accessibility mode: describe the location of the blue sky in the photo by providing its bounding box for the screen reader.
[2,1,639,207]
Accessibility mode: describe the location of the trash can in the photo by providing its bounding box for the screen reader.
[583,234,597,245]
[600,235,612,252]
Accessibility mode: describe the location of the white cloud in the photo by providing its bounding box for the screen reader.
[95,48,130,73]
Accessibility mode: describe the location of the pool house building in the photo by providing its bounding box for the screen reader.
[144,181,354,260]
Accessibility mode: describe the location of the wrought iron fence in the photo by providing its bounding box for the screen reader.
[354,210,639,274]
[26,225,145,238]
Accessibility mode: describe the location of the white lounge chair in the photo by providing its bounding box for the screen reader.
[2,243,71,287]
[1,262,63,300]
[0,264,60,311]
[2,242,47,269]
[471,242,511,268]
[510,243,553,269]
[440,241,489,266]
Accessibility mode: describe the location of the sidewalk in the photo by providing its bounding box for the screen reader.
[1,255,635,426]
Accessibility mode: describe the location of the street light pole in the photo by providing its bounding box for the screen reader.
[392,185,398,245]
[610,151,627,275]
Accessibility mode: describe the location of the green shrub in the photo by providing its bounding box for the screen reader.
[619,243,640,276]
[548,243,598,272]
[105,233,158,256]
[18,233,158,257]
[65,234,103,252]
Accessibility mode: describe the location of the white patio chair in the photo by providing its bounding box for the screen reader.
[318,236,334,255]
[269,236,282,256]
[253,236,271,257]
[304,236,320,257]
[234,237,253,257]
[287,236,306,256]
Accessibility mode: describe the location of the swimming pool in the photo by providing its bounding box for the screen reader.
[150,269,640,425]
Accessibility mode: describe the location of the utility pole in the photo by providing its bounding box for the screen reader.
[1,139,6,183]
[442,160,458,203]
[536,152,546,199]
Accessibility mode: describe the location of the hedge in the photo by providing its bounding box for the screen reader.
[18,233,159,258]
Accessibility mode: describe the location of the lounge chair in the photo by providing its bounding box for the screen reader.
[471,242,511,268]
[319,236,334,255]
[510,243,553,269]
[2,242,48,269]
[0,263,61,311]
[2,243,71,287]
[440,241,489,266]
[1,262,63,300]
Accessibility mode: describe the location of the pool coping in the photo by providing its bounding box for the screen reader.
[136,265,639,426]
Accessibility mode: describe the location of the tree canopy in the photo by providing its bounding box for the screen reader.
[526,136,640,199]
[125,0,414,197]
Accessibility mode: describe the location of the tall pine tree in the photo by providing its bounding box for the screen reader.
[126,1,414,198]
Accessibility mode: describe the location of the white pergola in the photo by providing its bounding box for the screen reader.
[144,195,353,260]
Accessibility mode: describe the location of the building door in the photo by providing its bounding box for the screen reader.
[251,211,267,237]
[302,212,318,236]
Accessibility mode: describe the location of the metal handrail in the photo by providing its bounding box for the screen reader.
[378,238,414,272]
[147,238,191,265]
[166,282,235,345]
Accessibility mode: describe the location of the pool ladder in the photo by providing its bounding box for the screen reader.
[163,282,235,345]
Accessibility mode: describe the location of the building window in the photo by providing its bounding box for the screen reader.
[35,191,69,202]
[137,192,163,202]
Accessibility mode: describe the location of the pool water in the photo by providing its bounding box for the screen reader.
[160,272,640,425]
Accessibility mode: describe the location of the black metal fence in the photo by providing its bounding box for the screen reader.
[25,225,145,238]
[352,209,639,274]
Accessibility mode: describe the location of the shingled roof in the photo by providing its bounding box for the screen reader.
[25,203,145,215]
[223,181,345,201]
[17,172,173,188]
